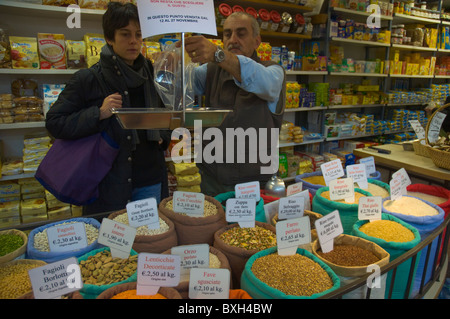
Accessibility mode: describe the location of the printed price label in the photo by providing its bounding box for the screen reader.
[276,216,311,256]
[315,210,343,253]
[290,189,311,211]
[359,156,376,176]
[28,257,82,299]
[225,198,256,228]
[286,182,303,196]
[321,159,345,186]
[346,164,368,190]
[126,197,159,229]
[278,196,304,220]
[427,111,446,143]
[137,253,181,295]
[235,181,260,202]
[409,120,425,140]
[189,268,230,299]
[173,191,205,216]
[392,168,411,195]
[329,178,355,203]
[390,175,403,201]
[171,244,209,280]
[47,222,87,253]
[358,196,382,221]
[98,218,136,259]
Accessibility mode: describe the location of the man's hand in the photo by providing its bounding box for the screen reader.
[100,93,122,120]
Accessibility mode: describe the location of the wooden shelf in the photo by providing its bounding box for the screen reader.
[392,44,437,52]
[332,7,393,21]
[221,0,313,13]
[0,69,77,75]
[393,13,441,25]
[329,72,388,77]
[331,37,390,47]
[0,122,46,130]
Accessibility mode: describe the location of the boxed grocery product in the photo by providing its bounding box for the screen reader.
[278,153,288,178]
[65,40,87,69]
[20,198,47,216]
[37,33,66,69]
[84,33,105,68]
[9,36,39,69]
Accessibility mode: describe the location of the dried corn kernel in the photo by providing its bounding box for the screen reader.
[359,220,415,243]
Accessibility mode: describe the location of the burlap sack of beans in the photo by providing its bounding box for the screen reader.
[159,196,227,246]
[213,221,276,289]
[108,209,178,254]
[96,281,182,299]
[18,291,84,299]
[162,245,232,298]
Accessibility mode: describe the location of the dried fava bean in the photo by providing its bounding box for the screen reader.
[0,234,24,256]
[165,199,218,216]
[316,244,380,266]
[251,253,333,296]
[359,220,415,243]
[219,226,276,250]
[112,213,169,236]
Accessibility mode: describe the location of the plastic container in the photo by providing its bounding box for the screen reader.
[278,12,293,33]
[269,10,281,32]
[245,7,258,19]
[290,14,305,34]
[257,9,271,31]
[216,3,232,26]
[232,5,244,13]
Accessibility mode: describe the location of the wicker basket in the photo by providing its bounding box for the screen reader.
[425,103,450,170]
[412,139,431,157]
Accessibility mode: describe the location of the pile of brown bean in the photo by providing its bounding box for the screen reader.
[251,253,333,296]
[0,262,43,299]
[316,244,380,267]
[165,199,218,216]
[219,226,276,250]
[79,250,137,285]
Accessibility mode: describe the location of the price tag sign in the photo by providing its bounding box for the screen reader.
[315,210,343,253]
[171,244,209,280]
[409,120,425,140]
[427,111,446,143]
[278,196,304,220]
[346,163,368,190]
[286,182,303,197]
[126,197,159,229]
[189,268,230,299]
[98,218,136,259]
[392,168,411,196]
[47,222,87,253]
[28,257,82,299]
[137,253,181,296]
[276,216,311,256]
[235,181,260,202]
[173,191,205,216]
[329,178,355,203]
[359,156,376,176]
[321,159,345,186]
[390,175,403,201]
[358,196,382,221]
[290,189,311,211]
[226,198,256,228]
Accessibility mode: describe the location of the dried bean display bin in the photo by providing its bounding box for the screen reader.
[96,282,182,299]
[77,247,138,299]
[162,245,232,298]
[312,234,390,299]
[382,195,445,296]
[108,209,177,254]
[159,195,227,246]
[240,246,340,299]
[312,187,373,235]
[352,213,421,299]
[26,217,102,263]
[0,229,28,264]
[213,222,276,288]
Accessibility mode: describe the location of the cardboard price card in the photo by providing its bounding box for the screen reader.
[315,210,343,253]
[358,196,382,221]
[47,222,87,253]
[346,163,368,190]
[276,216,311,256]
[171,244,209,280]
[189,268,230,299]
[173,191,205,216]
[329,178,355,203]
[359,156,376,176]
[286,182,303,196]
[409,120,425,140]
[126,197,159,229]
[278,196,304,220]
[235,181,260,202]
[321,159,345,186]
[225,198,256,228]
[28,257,82,299]
[98,218,136,259]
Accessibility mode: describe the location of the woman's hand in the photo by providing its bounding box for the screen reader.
[100,93,122,120]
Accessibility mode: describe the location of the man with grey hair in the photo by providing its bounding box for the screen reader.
[181,12,286,196]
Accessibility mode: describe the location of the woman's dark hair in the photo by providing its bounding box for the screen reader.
[103,2,140,41]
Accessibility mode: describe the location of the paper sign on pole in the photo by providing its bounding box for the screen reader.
[276,216,311,256]
[359,156,376,176]
[346,163,368,190]
[137,0,218,38]
[137,253,181,295]
[315,210,343,253]
[126,197,160,229]
[358,196,382,221]
[98,218,136,259]
[189,268,230,299]
[225,198,256,228]
[235,181,260,202]
[286,182,302,196]
[321,159,345,186]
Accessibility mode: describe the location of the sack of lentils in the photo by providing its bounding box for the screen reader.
[382,195,445,296]
[0,229,28,264]
[159,195,227,246]
[26,217,101,263]
[0,259,47,299]
[241,246,340,299]
[352,213,421,299]
[96,282,182,299]
[312,234,390,299]
[162,245,232,298]
[77,246,138,299]
[295,171,326,197]
[312,186,372,234]
[215,191,266,222]
[108,209,177,254]
[213,222,277,288]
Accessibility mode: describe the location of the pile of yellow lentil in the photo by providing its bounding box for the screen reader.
[165,199,218,217]
[0,261,43,299]
[316,244,380,267]
[359,220,415,242]
[219,226,276,250]
[303,175,326,185]
[251,253,333,296]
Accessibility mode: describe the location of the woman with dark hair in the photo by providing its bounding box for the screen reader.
[46,2,170,214]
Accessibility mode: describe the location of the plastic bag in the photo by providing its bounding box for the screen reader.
[152,42,196,110]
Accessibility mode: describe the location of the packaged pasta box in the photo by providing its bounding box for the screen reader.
[9,36,39,69]
[84,33,106,67]
[38,33,66,69]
